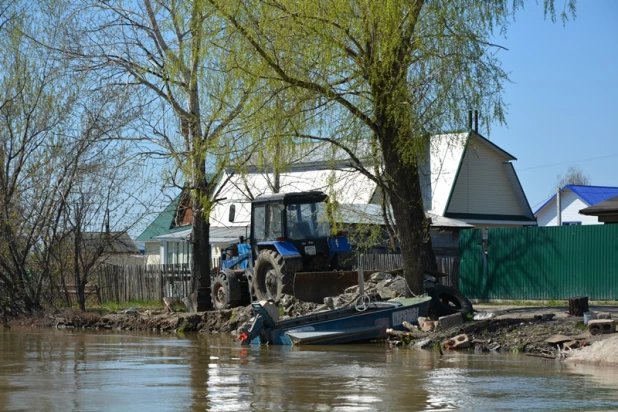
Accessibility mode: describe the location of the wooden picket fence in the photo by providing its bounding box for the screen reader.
[96,264,192,303]
[95,254,461,304]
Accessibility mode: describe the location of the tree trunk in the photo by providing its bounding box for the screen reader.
[74,222,86,312]
[190,196,213,312]
[380,127,428,296]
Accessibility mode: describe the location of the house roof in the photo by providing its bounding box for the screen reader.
[236,141,374,174]
[155,226,250,244]
[154,204,470,244]
[428,131,533,225]
[579,195,618,216]
[136,195,190,241]
[137,174,220,242]
[535,185,618,215]
[77,232,140,254]
[209,168,377,227]
[337,204,473,228]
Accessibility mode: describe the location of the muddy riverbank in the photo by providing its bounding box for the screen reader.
[9,298,618,366]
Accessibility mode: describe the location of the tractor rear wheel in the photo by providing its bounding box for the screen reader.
[253,250,294,301]
[211,269,242,310]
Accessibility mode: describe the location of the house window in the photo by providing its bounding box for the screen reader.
[167,242,180,264]
[166,241,190,264]
[562,221,582,226]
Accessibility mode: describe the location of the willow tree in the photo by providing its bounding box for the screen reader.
[56,0,263,310]
[210,0,575,295]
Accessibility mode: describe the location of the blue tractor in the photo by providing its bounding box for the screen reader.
[210,191,358,310]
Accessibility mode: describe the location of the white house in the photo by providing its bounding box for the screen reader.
[535,185,618,226]
[424,131,536,228]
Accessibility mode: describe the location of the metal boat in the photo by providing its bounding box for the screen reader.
[238,296,432,345]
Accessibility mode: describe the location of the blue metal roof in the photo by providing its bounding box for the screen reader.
[567,185,618,205]
[534,185,618,214]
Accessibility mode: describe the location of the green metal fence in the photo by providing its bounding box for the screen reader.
[459,225,618,300]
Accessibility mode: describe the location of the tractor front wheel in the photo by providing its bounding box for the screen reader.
[253,250,294,302]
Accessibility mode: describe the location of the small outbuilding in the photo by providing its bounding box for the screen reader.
[579,195,618,224]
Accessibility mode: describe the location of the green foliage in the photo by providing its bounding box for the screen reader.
[209,0,576,294]
[93,300,163,313]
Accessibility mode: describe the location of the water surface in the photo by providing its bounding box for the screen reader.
[1,328,617,411]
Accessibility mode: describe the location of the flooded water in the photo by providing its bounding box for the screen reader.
[1,329,618,411]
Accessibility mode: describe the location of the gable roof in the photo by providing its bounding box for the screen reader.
[69,232,140,254]
[137,173,220,242]
[136,195,189,241]
[428,131,534,224]
[568,185,618,205]
[535,185,618,215]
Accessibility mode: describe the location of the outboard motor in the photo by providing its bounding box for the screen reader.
[238,300,280,345]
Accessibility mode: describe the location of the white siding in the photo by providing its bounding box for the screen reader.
[536,190,600,226]
[447,139,526,216]
[144,242,161,265]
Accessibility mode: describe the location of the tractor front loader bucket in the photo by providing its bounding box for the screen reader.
[292,271,369,303]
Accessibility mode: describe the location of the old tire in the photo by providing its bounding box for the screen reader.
[211,269,242,310]
[427,284,473,318]
[253,250,294,301]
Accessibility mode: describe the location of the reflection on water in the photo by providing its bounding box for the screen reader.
[1,329,618,411]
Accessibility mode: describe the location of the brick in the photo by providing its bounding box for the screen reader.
[421,320,435,332]
[588,319,615,335]
[438,312,463,330]
[443,334,471,350]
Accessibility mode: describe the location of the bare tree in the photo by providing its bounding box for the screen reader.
[557,165,591,187]
[54,0,265,310]
[0,4,150,317]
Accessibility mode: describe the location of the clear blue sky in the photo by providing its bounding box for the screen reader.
[486,1,618,211]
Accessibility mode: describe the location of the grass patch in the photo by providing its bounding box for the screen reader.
[89,299,163,313]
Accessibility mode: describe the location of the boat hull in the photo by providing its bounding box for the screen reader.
[252,296,432,345]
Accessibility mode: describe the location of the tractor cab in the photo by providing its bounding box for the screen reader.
[250,191,337,271]
[249,191,354,302]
